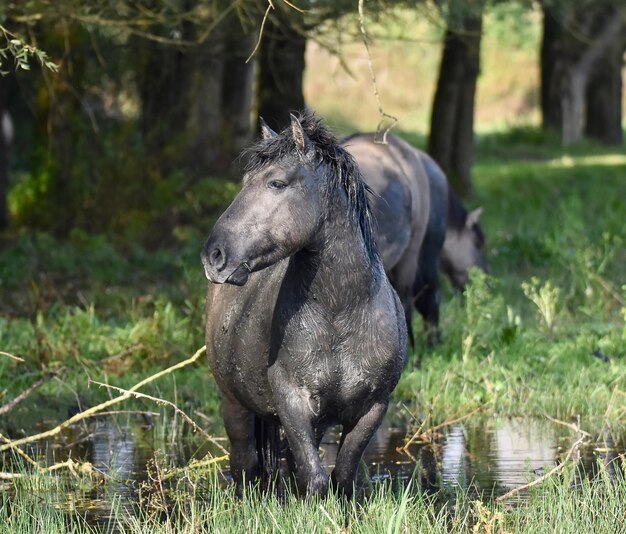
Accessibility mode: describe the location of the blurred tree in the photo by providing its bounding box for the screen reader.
[428,0,485,197]
[0,1,260,235]
[0,75,11,230]
[540,1,625,145]
[134,9,256,180]
[255,0,362,132]
[584,12,626,145]
[257,4,307,132]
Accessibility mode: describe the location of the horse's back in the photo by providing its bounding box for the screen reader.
[341,133,429,274]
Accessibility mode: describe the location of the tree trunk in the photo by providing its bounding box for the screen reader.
[32,23,88,235]
[540,3,624,145]
[585,26,625,145]
[135,13,256,179]
[0,75,11,231]
[540,6,564,131]
[561,16,623,145]
[221,24,256,172]
[257,8,306,132]
[428,6,483,197]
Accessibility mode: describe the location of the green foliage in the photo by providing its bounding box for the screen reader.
[0,25,58,74]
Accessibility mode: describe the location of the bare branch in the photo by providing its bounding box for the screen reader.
[246,0,275,64]
[358,0,398,144]
[0,373,57,416]
[0,345,207,454]
[90,379,229,455]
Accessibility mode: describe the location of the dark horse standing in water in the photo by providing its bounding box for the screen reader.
[201,114,407,498]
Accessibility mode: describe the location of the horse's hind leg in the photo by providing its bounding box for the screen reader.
[332,401,388,499]
[222,396,259,497]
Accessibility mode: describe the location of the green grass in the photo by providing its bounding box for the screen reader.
[398,136,626,431]
[1,128,625,530]
[3,459,626,532]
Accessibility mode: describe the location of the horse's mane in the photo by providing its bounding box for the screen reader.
[447,187,485,247]
[246,111,376,260]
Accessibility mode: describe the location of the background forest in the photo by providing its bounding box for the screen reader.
[1,1,626,532]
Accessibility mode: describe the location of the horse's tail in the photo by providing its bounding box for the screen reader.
[254,416,281,489]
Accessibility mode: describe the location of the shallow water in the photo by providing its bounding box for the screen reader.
[4,413,625,528]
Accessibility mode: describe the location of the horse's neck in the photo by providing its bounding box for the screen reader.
[289,216,381,312]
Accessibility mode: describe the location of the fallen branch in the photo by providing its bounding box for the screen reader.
[0,432,39,467]
[495,435,584,502]
[0,471,23,480]
[161,454,229,481]
[402,405,485,450]
[0,345,207,454]
[543,413,592,438]
[91,410,160,418]
[90,380,229,455]
[0,373,57,416]
[0,452,99,480]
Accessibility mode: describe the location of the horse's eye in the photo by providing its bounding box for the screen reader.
[267,180,287,190]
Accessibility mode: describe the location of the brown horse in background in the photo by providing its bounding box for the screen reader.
[342,133,487,348]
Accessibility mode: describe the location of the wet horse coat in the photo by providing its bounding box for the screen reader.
[202,114,407,497]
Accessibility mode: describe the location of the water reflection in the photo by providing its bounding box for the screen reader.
[4,414,624,529]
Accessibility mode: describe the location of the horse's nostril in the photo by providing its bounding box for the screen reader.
[210,247,226,271]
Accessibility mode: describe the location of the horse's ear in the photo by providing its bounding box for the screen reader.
[466,207,483,228]
[260,117,277,140]
[290,113,312,154]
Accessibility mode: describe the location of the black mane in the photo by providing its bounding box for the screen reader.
[246,112,377,259]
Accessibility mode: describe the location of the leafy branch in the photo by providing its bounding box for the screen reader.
[0,24,59,74]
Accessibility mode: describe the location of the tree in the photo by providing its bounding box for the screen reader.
[584,14,626,145]
[428,0,485,197]
[0,76,10,230]
[540,1,625,145]
[0,1,260,234]
[257,5,307,132]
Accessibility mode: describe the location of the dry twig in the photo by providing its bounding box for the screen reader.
[0,351,24,362]
[246,0,275,63]
[90,380,229,455]
[402,405,485,450]
[495,435,585,502]
[543,413,592,437]
[0,346,207,454]
[358,0,398,144]
[0,373,57,416]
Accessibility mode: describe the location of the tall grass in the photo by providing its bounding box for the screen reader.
[3,459,626,533]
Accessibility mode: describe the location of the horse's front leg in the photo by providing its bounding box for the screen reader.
[270,368,328,496]
[332,401,388,498]
[222,395,259,497]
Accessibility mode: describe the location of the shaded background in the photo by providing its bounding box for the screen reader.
[0,0,624,239]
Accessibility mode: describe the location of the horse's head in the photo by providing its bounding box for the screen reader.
[201,114,328,285]
[441,207,487,290]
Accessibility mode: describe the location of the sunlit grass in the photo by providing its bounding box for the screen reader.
[3,459,626,533]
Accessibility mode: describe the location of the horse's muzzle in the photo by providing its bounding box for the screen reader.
[201,247,250,286]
